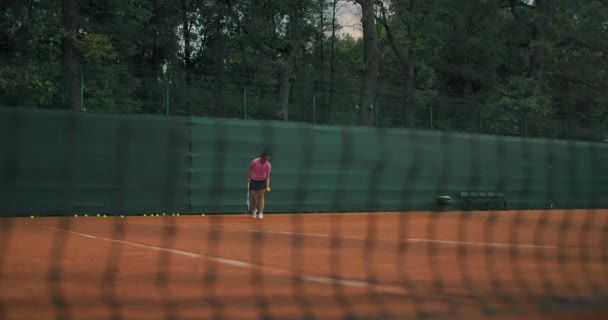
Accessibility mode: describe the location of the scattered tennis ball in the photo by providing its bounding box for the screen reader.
[176,213,180,216]
[162,213,166,216]
[143,214,147,217]
[120,215,124,218]
[266,187,271,192]
[96,214,100,217]
[103,215,107,218]
[84,214,88,217]
[201,214,205,216]
[30,215,34,219]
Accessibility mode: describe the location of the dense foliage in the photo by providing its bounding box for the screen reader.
[1,0,607,140]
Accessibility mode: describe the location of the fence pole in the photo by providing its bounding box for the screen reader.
[601,118,605,142]
[522,112,528,137]
[313,94,316,124]
[80,72,84,111]
[479,106,483,133]
[166,81,170,115]
[375,101,378,127]
[430,105,433,129]
[244,86,248,119]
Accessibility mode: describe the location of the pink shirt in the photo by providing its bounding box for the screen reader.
[250,158,271,181]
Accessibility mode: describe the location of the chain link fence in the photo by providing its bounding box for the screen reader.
[1,62,607,142]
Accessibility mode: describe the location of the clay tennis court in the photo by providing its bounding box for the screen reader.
[1,210,607,320]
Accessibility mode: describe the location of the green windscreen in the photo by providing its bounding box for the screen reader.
[1,106,607,320]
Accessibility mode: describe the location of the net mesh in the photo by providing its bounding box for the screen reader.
[1,105,608,320]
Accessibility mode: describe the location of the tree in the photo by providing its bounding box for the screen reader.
[0,0,606,141]
[377,0,444,128]
[0,0,64,108]
[353,0,379,126]
[277,0,307,120]
[224,0,313,120]
[328,0,342,113]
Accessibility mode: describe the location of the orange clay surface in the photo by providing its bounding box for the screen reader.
[0,210,607,320]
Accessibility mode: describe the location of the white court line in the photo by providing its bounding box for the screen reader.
[238,229,565,250]
[152,223,565,250]
[39,225,408,296]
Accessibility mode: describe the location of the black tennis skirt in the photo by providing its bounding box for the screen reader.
[249,179,267,191]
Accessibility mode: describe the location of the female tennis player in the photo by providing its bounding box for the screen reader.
[246,150,272,219]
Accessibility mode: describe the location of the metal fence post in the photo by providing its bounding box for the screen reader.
[522,111,528,137]
[601,117,606,142]
[166,81,170,115]
[313,94,316,124]
[244,86,248,119]
[479,106,483,133]
[373,99,378,127]
[430,105,433,129]
[80,72,84,111]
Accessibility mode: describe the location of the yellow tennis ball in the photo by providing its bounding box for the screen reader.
[84,214,88,217]
[103,215,107,218]
[120,215,124,218]
[266,187,271,192]
[96,214,100,217]
[74,214,78,217]
[30,215,34,219]
[176,213,180,216]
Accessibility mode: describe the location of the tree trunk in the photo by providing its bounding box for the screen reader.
[212,17,227,118]
[278,59,291,120]
[356,0,379,126]
[62,0,80,111]
[317,0,326,122]
[277,0,303,120]
[378,0,416,127]
[329,0,338,113]
[150,2,169,70]
[181,0,192,68]
[181,0,193,116]
[404,1,416,128]
[405,49,416,128]
[530,0,548,94]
